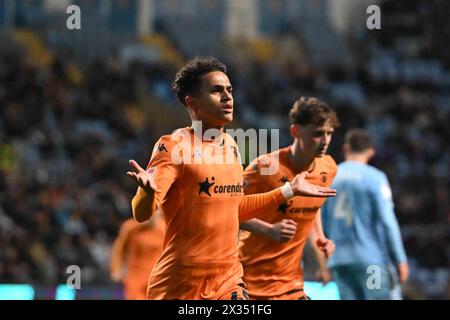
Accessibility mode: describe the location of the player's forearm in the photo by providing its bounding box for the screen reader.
[131,187,155,222]
[311,211,326,240]
[385,223,408,264]
[240,219,273,236]
[378,206,408,263]
[239,187,287,222]
[309,235,328,270]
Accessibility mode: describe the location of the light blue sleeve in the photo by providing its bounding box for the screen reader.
[321,199,332,237]
[371,173,407,264]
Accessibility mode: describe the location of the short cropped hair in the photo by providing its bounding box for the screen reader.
[172,57,227,106]
[289,97,340,128]
[344,129,374,153]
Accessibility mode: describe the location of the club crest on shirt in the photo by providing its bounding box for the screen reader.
[320,172,328,183]
[231,145,240,162]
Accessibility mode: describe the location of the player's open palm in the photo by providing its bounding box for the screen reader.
[290,172,336,197]
[127,159,157,193]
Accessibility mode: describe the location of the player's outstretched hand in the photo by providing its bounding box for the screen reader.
[290,172,336,197]
[127,159,157,193]
[269,219,298,242]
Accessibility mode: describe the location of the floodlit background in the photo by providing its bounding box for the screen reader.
[0,0,448,299]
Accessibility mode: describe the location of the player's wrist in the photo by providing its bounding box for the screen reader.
[280,182,295,199]
[139,185,155,196]
[268,224,280,241]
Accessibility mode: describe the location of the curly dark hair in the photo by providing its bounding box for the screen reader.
[172,57,227,106]
[289,96,340,128]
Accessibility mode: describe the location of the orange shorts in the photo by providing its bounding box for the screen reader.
[147,263,248,300]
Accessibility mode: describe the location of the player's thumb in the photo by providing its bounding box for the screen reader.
[297,172,308,180]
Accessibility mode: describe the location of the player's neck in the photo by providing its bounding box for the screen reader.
[289,143,315,173]
[191,120,224,141]
[191,120,224,135]
[346,154,369,164]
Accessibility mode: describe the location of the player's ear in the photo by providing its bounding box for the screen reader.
[185,95,197,111]
[185,95,192,107]
[342,143,350,157]
[367,148,376,160]
[290,124,299,139]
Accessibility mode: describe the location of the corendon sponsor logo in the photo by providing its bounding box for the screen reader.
[320,171,328,183]
[198,177,244,196]
[277,200,321,214]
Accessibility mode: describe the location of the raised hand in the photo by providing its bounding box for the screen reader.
[127,159,157,193]
[290,172,336,197]
[268,219,298,242]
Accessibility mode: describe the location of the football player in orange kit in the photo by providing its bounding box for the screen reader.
[110,213,165,299]
[126,57,337,300]
[239,97,339,300]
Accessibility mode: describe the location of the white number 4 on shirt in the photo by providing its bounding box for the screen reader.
[333,191,353,226]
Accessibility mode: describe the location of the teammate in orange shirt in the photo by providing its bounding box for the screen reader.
[110,213,165,299]
[239,97,339,300]
[126,57,337,300]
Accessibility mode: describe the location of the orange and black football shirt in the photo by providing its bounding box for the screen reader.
[239,146,337,299]
[131,127,287,299]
